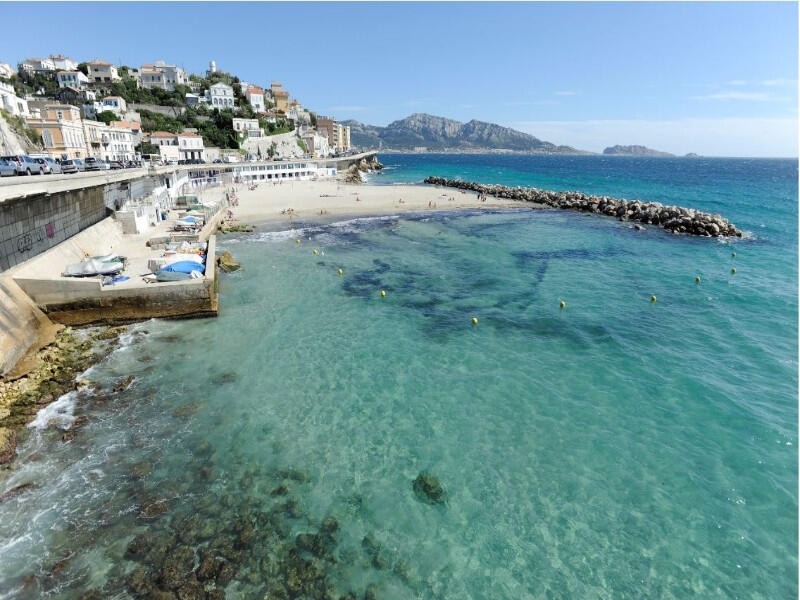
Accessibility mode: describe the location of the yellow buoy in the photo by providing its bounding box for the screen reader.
[296,239,301,244]
[312,249,318,255]
[472,317,478,325]
[695,276,701,284]
[731,267,736,274]
[380,290,386,298]
[337,268,343,276]
[650,295,657,303]
[559,300,566,309]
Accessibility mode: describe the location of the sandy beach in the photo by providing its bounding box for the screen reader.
[230,179,529,225]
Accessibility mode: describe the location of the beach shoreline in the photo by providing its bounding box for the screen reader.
[227,180,534,227]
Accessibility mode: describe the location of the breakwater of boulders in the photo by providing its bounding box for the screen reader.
[424,177,742,237]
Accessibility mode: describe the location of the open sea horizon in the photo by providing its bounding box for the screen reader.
[0,153,796,599]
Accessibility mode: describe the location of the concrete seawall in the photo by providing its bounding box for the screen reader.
[11,218,218,326]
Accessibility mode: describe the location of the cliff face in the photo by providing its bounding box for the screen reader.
[602,145,675,157]
[0,113,37,155]
[343,113,587,154]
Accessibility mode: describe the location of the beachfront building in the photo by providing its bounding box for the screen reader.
[177,132,205,161]
[18,57,56,75]
[205,82,234,108]
[87,61,120,83]
[140,61,186,91]
[230,161,335,182]
[245,85,265,112]
[50,55,79,71]
[145,131,205,162]
[232,118,262,139]
[106,125,136,161]
[27,104,87,160]
[110,120,142,146]
[0,80,30,117]
[0,63,14,79]
[56,71,89,89]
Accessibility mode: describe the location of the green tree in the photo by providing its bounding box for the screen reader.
[135,141,160,155]
[95,111,117,125]
[77,62,89,76]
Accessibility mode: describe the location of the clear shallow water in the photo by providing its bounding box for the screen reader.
[0,155,796,599]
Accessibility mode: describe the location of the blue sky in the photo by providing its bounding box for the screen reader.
[0,2,796,156]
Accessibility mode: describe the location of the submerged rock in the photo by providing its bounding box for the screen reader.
[412,473,447,505]
[217,251,241,273]
[113,375,135,392]
[171,403,201,417]
[130,461,152,480]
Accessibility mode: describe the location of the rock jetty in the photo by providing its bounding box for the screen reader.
[424,177,742,237]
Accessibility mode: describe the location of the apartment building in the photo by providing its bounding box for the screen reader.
[56,71,89,89]
[27,104,87,159]
[87,61,121,83]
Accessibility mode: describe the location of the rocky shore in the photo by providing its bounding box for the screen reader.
[424,177,742,237]
[343,156,384,184]
[0,326,127,465]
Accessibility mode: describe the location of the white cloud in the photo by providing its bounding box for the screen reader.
[726,80,748,86]
[555,90,577,96]
[513,117,798,157]
[762,78,795,87]
[691,91,786,101]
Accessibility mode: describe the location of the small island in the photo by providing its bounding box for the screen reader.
[603,144,675,157]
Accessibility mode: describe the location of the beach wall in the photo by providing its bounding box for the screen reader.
[0,275,60,377]
[13,233,218,326]
[0,184,109,272]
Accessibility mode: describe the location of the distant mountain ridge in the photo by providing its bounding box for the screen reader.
[342,113,588,154]
[603,145,674,157]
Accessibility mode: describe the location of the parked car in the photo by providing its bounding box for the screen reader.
[84,157,109,171]
[109,160,124,170]
[34,157,62,174]
[0,158,17,177]
[61,158,85,174]
[1,155,43,175]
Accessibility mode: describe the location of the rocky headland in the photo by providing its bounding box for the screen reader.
[343,156,384,184]
[424,177,742,237]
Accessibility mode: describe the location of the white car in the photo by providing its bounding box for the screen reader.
[34,157,62,174]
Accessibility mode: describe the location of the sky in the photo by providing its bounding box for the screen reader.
[0,1,797,156]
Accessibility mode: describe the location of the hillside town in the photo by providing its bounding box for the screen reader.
[0,54,353,168]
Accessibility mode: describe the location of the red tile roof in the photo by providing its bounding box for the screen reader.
[150,131,176,138]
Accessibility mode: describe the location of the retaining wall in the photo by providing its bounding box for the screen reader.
[0,185,109,271]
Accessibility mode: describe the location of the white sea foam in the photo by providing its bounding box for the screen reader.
[27,391,78,430]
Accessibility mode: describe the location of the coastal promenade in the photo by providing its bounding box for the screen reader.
[0,152,379,203]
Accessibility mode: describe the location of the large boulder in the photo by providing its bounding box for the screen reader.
[217,251,241,273]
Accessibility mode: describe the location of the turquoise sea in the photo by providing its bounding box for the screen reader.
[0,154,796,599]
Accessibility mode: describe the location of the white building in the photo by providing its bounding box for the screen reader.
[101,96,127,115]
[205,82,234,109]
[18,58,55,74]
[146,131,205,161]
[185,93,208,106]
[232,118,262,138]
[0,80,29,117]
[301,130,330,157]
[140,61,186,91]
[87,61,120,83]
[50,55,78,71]
[177,132,205,161]
[230,161,336,182]
[106,125,136,161]
[0,63,15,79]
[57,71,89,89]
[245,85,265,112]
